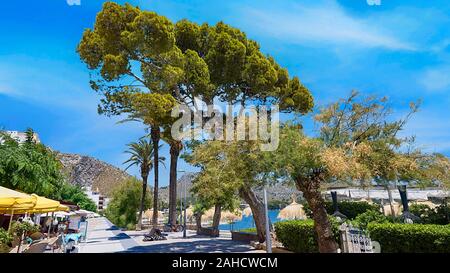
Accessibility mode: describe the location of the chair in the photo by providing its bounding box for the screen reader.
[22,240,49,253]
[49,235,63,253]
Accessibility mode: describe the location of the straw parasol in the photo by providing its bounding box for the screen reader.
[221,210,242,223]
[143,209,164,220]
[242,206,252,217]
[382,201,402,216]
[185,206,194,221]
[277,200,306,220]
[202,208,242,223]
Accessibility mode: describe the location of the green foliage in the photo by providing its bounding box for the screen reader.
[303,201,380,220]
[0,134,65,198]
[238,227,256,233]
[410,203,450,225]
[352,210,389,230]
[104,178,152,229]
[368,223,450,253]
[78,2,313,122]
[0,133,96,211]
[11,221,39,238]
[0,228,12,252]
[58,183,97,212]
[274,219,340,253]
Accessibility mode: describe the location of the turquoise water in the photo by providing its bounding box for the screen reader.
[218,210,281,231]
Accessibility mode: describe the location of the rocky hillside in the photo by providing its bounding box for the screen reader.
[57,153,132,197]
[159,173,197,204]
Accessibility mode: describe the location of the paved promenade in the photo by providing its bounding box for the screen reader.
[79,217,262,253]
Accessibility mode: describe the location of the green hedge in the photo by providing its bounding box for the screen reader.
[274,219,340,253]
[367,223,450,253]
[303,201,380,220]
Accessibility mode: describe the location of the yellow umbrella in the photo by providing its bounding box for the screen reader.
[277,201,306,220]
[0,186,37,213]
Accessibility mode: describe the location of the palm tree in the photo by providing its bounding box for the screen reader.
[123,139,165,230]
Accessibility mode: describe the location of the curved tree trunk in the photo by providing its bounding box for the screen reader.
[295,175,338,253]
[151,127,160,228]
[168,141,181,226]
[239,186,267,243]
[136,175,148,230]
[211,204,222,236]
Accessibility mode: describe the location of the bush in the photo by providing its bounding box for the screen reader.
[367,223,450,253]
[58,183,98,212]
[274,219,340,253]
[352,210,389,230]
[410,203,450,225]
[0,228,12,253]
[303,201,380,220]
[104,178,152,229]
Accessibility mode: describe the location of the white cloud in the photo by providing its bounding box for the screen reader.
[419,66,450,92]
[236,0,415,51]
[66,0,81,6]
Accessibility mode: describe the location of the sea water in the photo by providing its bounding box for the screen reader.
[218,210,281,231]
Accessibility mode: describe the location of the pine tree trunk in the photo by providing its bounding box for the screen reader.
[239,186,267,243]
[169,142,181,226]
[151,127,160,228]
[295,174,338,253]
[136,175,148,230]
[211,204,222,235]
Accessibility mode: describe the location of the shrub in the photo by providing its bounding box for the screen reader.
[410,203,450,225]
[274,219,340,253]
[104,178,151,229]
[367,223,450,253]
[303,201,380,220]
[352,210,389,230]
[0,228,12,253]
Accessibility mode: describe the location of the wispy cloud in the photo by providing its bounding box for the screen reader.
[419,66,450,92]
[236,0,416,51]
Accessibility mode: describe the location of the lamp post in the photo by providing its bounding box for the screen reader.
[178,170,187,238]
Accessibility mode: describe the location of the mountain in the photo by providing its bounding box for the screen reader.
[159,173,197,203]
[57,152,132,197]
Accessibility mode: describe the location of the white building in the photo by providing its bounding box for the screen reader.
[85,186,110,211]
[1,130,40,144]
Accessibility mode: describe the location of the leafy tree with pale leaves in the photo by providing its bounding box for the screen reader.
[271,92,450,252]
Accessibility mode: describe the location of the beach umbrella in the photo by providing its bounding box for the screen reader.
[202,208,215,222]
[242,206,252,217]
[144,209,164,220]
[202,208,242,223]
[221,210,242,223]
[277,201,306,220]
[185,206,194,221]
[0,186,37,213]
[382,200,402,216]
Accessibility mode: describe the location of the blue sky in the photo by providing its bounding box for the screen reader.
[1,0,450,186]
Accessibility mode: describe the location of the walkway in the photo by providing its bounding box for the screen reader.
[79,217,262,253]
